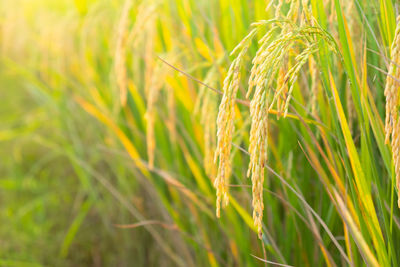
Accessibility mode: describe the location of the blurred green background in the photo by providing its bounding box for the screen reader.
[1,0,400,266]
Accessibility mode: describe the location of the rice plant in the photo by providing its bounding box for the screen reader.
[1,0,400,266]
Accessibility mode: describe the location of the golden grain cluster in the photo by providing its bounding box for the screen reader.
[214,0,336,237]
[384,17,400,207]
[214,33,254,217]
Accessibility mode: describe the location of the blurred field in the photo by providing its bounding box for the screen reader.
[1,0,400,266]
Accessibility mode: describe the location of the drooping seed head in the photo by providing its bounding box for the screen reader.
[384,17,400,207]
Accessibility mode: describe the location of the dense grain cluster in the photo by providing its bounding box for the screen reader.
[384,17,400,207]
[214,29,257,217]
[215,1,336,237]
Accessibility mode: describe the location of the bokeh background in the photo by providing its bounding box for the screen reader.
[1,0,400,266]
